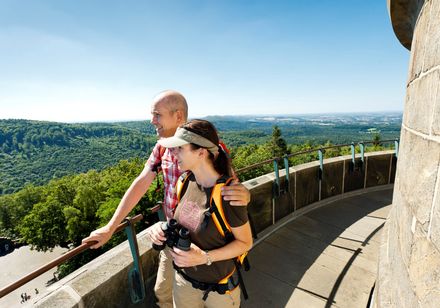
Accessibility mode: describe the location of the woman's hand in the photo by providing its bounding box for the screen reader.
[146,221,167,245]
[170,243,207,267]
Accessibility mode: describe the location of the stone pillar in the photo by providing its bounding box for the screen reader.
[375,0,440,307]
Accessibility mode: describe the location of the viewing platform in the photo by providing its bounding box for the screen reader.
[243,186,392,307]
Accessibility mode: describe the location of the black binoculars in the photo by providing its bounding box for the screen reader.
[152,219,191,251]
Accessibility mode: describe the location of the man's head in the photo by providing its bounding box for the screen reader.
[150,90,188,138]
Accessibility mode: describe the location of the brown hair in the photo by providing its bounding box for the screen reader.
[181,119,232,177]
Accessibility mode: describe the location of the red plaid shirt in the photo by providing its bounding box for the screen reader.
[145,143,182,220]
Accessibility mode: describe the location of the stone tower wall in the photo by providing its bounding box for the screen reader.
[376,1,440,306]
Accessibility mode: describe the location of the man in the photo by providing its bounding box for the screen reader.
[83,90,250,307]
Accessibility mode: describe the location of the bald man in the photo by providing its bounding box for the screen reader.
[83,90,250,307]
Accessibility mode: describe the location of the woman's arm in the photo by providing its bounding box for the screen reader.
[171,222,253,268]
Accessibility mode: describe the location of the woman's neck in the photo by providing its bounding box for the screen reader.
[191,163,220,188]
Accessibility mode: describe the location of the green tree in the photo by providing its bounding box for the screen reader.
[18,197,68,251]
[231,144,273,181]
[270,126,288,158]
[322,141,341,159]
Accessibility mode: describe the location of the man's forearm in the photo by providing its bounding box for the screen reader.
[108,171,155,230]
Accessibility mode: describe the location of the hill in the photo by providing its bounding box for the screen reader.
[0,112,402,194]
[0,119,157,194]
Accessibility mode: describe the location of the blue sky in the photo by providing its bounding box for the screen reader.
[0,0,409,122]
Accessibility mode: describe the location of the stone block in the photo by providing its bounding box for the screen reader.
[388,221,420,307]
[395,128,440,226]
[34,287,79,308]
[288,167,296,209]
[407,0,432,82]
[274,176,293,223]
[375,209,420,308]
[408,0,429,84]
[344,158,365,192]
[403,70,439,134]
[294,164,320,210]
[246,178,273,234]
[408,224,440,306]
[393,189,415,267]
[421,0,440,72]
[321,159,344,199]
[429,70,440,136]
[428,182,440,252]
[365,154,391,188]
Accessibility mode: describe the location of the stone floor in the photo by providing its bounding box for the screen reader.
[241,188,393,308]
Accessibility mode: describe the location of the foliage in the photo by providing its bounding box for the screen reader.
[0,119,156,195]
[270,126,289,158]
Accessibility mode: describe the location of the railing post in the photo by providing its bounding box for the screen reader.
[155,201,166,221]
[318,149,323,180]
[394,139,399,158]
[318,149,323,201]
[359,142,365,163]
[349,142,356,172]
[272,159,280,225]
[283,155,290,193]
[124,217,146,304]
[351,142,355,165]
[273,159,281,197]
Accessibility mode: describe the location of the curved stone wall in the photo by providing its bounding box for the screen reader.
[32,151,396,307]
[245,151,396,235]
[375,1,440,307]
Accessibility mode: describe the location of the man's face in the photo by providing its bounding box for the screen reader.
[150,101,180,138]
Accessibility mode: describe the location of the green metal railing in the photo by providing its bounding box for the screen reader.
[0,214,144,300]
[235,139,399,197]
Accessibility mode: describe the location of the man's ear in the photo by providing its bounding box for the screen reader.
[175,109,184,123]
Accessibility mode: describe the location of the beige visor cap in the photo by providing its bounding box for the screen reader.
[158,127,219,154]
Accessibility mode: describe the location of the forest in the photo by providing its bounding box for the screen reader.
[0,114,401,194]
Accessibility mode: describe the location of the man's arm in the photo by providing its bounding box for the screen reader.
[83,165,157,248]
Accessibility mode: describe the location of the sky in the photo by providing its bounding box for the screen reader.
[0,0,410,123]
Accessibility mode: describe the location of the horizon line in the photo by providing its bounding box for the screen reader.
[0,110,404,124]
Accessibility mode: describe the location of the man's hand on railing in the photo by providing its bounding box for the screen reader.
[82,224,115,249]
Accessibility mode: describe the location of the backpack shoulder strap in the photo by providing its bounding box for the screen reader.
[152,144,166,173]
[209,176,251,300]
[176,171,192,202]
[210,177,234,239]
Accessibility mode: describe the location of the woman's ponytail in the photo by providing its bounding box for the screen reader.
[213,145,232,177]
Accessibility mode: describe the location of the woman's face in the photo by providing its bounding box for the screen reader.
[174,144,200,171]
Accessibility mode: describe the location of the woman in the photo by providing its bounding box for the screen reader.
[147,119,252,307]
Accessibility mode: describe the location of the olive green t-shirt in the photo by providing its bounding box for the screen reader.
[173,174,248,283]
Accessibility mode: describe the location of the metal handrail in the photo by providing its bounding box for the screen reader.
[235,139,398,175]
[0,214,144,298]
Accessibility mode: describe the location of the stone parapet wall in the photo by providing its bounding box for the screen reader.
[375,0,440,307]
[33,229,159,308]
[245,151,396,235]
